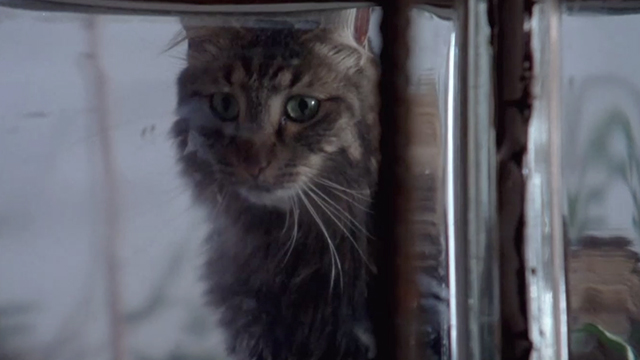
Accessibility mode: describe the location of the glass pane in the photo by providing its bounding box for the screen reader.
[403,8,454,359]
[560,3,640,359]
[0,3,475,360]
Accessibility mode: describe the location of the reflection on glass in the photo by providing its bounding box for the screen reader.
[405,8,454,360]
[0,4,456,360]
[561,8,640,359]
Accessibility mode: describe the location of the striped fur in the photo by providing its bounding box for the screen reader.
[171,17,380,360]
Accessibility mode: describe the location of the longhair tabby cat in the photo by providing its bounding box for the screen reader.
[170,10,381,360]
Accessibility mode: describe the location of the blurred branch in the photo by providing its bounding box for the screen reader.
[82,14,126,360]
[593,109,640,239]
[566,76,640,242]
[571,106,640,241]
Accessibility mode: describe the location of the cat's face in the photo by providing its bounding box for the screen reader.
[172,25,378,208]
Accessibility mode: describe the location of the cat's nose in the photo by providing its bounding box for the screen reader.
[244,160,270,179]
[235,138,274,179]
[241,151,272,179]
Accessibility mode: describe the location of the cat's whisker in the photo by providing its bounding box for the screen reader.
[298,189,343,294]
[281,197,291,236]
[312,176,373,214]
[312,178,373,213]
[323,186,374,215]
[294,166,368,198]
[306,183,375,239]
[315,177,371,199]
[313,177,370,199]
[306,188,374,271]
[282,195,300,266]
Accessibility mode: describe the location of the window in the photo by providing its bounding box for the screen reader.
[0,1,498,360]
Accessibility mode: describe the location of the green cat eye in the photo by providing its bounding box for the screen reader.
[285,95,320,123]
[210,92,239,121]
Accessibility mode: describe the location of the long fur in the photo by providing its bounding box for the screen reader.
[171,15,380,360]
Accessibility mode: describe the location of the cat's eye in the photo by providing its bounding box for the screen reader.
[210,92,239,121]
[285,96,320,122]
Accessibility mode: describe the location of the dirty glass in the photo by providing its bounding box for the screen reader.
[527,1,640,358]
[560,4,640,359]
[0,2,471,360]
[402,6,454,359]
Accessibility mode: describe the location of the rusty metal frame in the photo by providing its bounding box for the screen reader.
[491,0,535,358]
[493,0,570,360]
[369,1,415,360]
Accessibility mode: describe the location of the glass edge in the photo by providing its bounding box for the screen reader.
[563,0,640,16]
[465,0,500,359]
[0,0,464,17]
[414,4,456,20]
[0,0,375,16]
[446,0,499,359]
[525,0,570,360]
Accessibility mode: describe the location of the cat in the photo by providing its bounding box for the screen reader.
[170,13,380,360]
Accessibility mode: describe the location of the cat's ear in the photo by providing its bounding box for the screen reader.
[353,8,371,48]
[313,9,374,73]
[176,17,248,63]
[317,8,371,49]
[309,34,371,76]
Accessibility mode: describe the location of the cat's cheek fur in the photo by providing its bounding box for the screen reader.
[295,152,325,183]
[321,138,340,153]
[341,126,363,161]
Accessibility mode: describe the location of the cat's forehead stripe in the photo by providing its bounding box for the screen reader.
[227,54,303,91]
[274,69,293,88]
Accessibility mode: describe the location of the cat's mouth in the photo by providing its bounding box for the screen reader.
[236,182,296,208]
[243,181,274,192]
